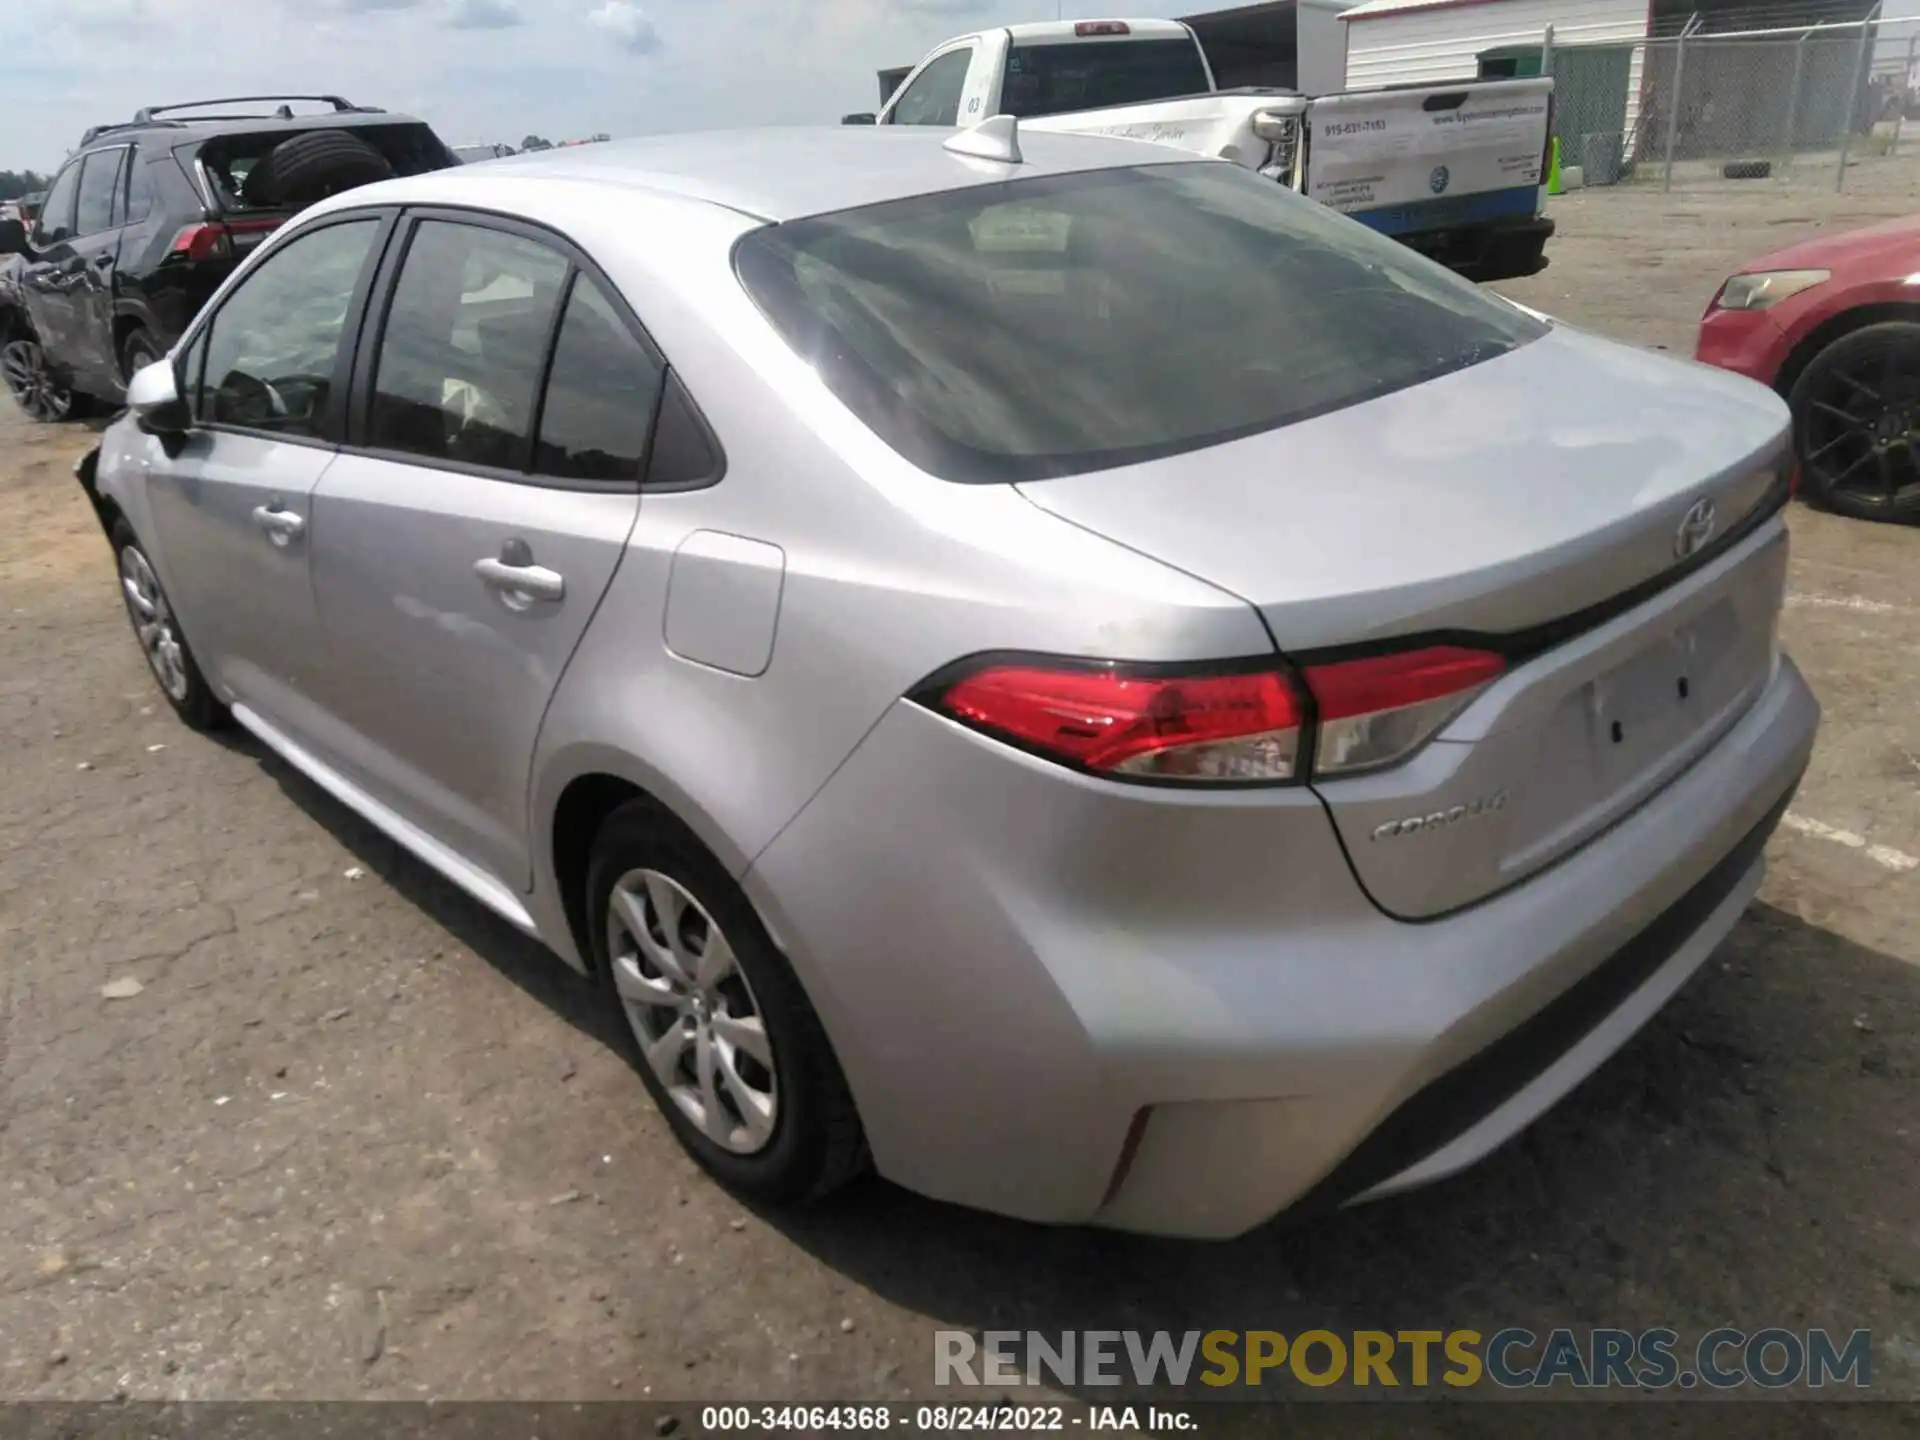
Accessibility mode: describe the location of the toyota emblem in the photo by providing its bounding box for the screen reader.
[1674,497,1717,559]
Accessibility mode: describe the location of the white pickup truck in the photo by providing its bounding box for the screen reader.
[847,18,1556,283]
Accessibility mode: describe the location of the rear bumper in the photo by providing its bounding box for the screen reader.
[1346,184,1554,282]
[1297,769,1795,1215]
[747,649,1817,1238]
[1400,215,1555,283]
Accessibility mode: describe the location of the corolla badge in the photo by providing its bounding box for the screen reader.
[1674,497,1717,559]
[1429,165,1450,195]
[1370,791,1508,842]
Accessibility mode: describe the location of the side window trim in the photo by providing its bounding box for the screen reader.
[178,207,400,450]
[521,265,584,475]
[108,148,129,229]
[344,203,679,493]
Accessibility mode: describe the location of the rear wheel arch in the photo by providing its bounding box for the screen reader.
[548,771,750,972]
[1776,302,1920,399]
[112,313,162,379]
[0,297,31,345]
[551,772,650,968]
[86,484,126,543]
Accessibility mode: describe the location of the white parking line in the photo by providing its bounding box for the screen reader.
[1780,812,1920,873]
[1784,592,1902,615]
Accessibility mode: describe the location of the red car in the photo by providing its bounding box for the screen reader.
[1696,213,1920,525]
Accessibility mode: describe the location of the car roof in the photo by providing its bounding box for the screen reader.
[371,124,1206,223]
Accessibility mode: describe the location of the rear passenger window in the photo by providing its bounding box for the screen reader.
[123,159,155,225]
[368,220,569,471]
[533,275,662,481]
[890,49,972,126]
[75,150,126,237]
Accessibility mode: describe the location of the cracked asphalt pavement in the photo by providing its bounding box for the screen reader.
[1,163,1917,1412]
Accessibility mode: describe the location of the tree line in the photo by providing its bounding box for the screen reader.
[0,171,53,201]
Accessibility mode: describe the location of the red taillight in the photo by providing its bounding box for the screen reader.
[935,662,1306,783]
[924,644,1504,786]
[1301,646,1505,777]
[168,222,230,261]
[167,218,282,263]
[1075,19,1131,35]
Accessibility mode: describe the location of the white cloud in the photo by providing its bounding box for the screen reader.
[445,0,522,27]
[585,0,660,54]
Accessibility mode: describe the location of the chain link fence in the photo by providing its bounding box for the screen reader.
[1544,14,1920,194]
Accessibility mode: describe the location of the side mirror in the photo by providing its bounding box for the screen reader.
[842,112,877,126]
[127,357,191,437]
[0,218,28,257]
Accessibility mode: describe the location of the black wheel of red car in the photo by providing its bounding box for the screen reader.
[1791,321,1920,524]
[1,337,77,423]
[120,326,164,383]
[241,130,394,209]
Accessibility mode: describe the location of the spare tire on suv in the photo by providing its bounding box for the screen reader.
[242,130,395,208]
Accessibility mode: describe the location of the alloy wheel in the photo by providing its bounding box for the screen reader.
[118,545,190,702]
[1,339,73,422]
[1801,333,1920,508]
[607,868,779,1155]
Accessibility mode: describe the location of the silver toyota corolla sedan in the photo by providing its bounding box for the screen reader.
[81,121,1817,1238]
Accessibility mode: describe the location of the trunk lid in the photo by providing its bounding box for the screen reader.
[1016,326,1792,916]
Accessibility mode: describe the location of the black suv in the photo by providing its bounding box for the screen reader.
[0,95,456,422]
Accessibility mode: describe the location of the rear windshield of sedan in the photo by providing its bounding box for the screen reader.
[733,162,1547,484]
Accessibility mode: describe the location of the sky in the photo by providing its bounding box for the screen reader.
[0,0,1199,171]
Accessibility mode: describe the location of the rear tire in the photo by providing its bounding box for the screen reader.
[585,801,867,1204]
[242,130,394,208]
[119,326,164,384]
[110,519,228,732]
[1788,320,1920,525]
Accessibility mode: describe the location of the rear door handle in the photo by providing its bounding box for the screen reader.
[251,503,305,546]
[475,552,565,609]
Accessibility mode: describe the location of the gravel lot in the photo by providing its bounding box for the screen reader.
[1,160,1917,1412]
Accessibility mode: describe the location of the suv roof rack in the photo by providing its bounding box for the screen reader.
[131,95,381,124]
[79,118,189,147]
[77,96,391,151]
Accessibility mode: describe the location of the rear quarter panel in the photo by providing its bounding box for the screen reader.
[475,183,1272,964]
[1023,94,1273,166]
